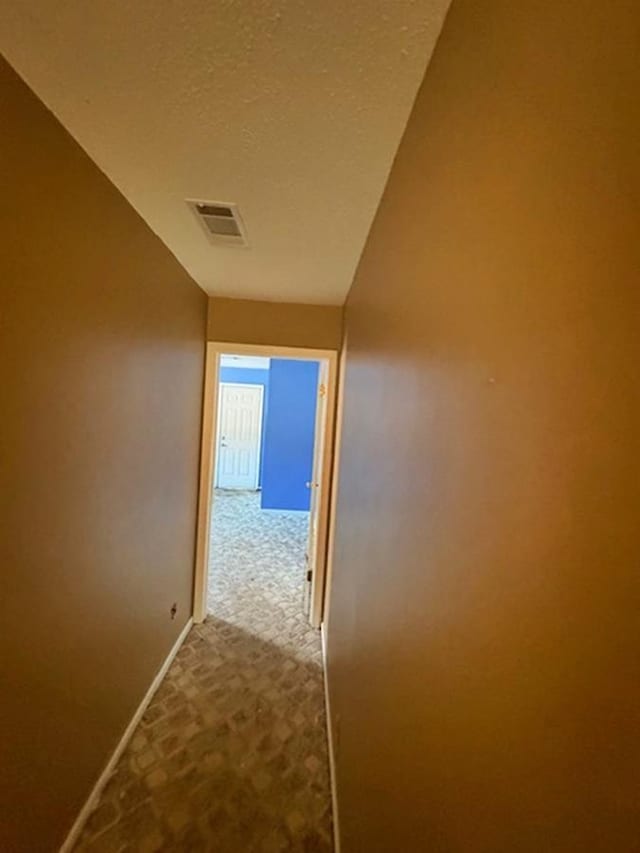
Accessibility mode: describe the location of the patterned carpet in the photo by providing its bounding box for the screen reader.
[74,491,333,852]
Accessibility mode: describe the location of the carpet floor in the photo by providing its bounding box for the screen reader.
[74,490,333,852]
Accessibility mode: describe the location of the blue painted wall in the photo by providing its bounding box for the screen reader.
[218,366,269,486]
[261,359,319,511]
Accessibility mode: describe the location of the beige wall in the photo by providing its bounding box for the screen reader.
[0,60,207,851]
[327,1,640,850]
[208,296,343,350]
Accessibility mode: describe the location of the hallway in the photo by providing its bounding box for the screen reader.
[74,492,333,852]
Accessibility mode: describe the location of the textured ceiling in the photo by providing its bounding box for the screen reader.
[1,0,450,304]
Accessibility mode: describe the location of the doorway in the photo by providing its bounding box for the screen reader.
[193,343,338,629]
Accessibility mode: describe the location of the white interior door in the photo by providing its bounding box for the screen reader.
[304,363,328,618]
[215,383,263,490]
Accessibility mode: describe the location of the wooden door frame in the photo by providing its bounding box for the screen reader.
[193,341,339,627]
[215,381,264,491]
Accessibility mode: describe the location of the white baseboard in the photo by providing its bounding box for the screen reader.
[59,618,193,852]
[321,623,341,853]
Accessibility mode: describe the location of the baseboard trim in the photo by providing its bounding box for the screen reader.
[59,618,193,852]
[321,623,341,853]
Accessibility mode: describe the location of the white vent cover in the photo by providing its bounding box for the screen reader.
[187,200,248,247]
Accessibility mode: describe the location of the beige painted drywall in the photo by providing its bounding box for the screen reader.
[0,59,207,851]
[326,1,640,850]
[207,297,343,351]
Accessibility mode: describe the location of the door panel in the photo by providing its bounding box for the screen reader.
[304,362,328,617]
[216,383,263,490]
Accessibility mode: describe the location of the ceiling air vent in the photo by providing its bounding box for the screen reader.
[187,200,248,247]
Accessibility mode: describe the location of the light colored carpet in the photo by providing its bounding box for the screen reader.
[74,490,333,852]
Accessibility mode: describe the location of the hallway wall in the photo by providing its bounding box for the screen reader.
[326,1,640,850]
[0,59,207,851]
[207,296,343,350]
